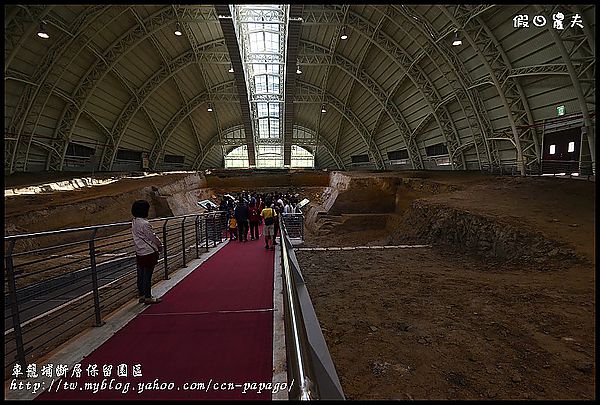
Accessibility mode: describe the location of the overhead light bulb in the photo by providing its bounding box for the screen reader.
[321,105,327,113]
[452,31,462,46]
[340,26,348,40]
[228,64,234,73]
[296,64,302,74]
[37,22,49,39]
[174,23,182,36]
[207,104,213,112]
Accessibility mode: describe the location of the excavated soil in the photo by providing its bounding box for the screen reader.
[297,173,595,400]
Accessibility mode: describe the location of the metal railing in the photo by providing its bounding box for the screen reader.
[540,159,594,179]
[4,211,227,376]
[481,160,594,179]
[279,219,345,400]
[280,213,304,240]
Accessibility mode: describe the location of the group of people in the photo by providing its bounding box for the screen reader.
[219,191,301,250]
[131,192,303,304]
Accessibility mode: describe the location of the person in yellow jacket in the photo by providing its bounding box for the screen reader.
[260,200,277,250]
[228,209,238,240]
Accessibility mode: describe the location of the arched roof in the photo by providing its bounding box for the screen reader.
[4,4,595,174]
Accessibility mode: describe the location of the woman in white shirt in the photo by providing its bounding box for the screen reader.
[131,200,163,304]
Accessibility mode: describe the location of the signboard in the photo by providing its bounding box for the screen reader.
[297,198,310,210]
[197,200,218,210]
[557,105,565,116]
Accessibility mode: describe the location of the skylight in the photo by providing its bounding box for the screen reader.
[231,5,288,168]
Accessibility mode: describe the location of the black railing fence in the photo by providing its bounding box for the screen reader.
[4,211,227,377]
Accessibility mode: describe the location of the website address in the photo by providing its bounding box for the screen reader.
[44,378,293,395]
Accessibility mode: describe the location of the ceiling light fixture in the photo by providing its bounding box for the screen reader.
[228,64,234,73]
[37,22,49,39]
[174,22,182,36]
[321,104,327,113]
[296,64,302,74]
[452,31,462,46]
[340,26,348,40]
[207,104,213,112]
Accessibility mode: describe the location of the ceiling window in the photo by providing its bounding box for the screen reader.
[232,5,288,168]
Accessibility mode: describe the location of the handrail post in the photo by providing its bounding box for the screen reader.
[204,214,209,252]
[89,229,103,326]
[195,215,200,259]
[218,212,223,243]
[6,239,28,374]
[163,219,169,280]
[212,214,217,247]
[279,220,317,400]
[181,217,187,267]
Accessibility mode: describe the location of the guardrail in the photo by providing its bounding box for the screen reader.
[540,159,594,179]
[481,160,594,179]
[279,218,345,400]
[280,213,304,240]
[4,211,227,376]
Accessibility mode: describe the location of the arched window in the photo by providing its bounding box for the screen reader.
[291,145,314,168]
[224,145,249,168]
[256,145,283,168]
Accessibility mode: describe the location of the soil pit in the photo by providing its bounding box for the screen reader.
[297,172,595,400]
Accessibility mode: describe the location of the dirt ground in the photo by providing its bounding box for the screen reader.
[296,173,595,400]
[4,172,190,220]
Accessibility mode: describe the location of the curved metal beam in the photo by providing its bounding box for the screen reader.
[148,81,238,169]
[303,5,488,170]
[130,6,200,172]
[5,74,114,172]
[10,6,132,173]
[311,6,350,167]
[441,6,526,175]
[8,5,109,136]
[46,6,220,171]
[299,39,418,169]
[388,5,496,170]
[193,133,223,169]
[292,123,346,170]
[4,5,53,72]
[295,80,381,167]
[181,13,228,169]
[192,123,346,170]
[331,6,387,169]
[538,5,595,174]
[389,5,495,170]
[474,14,541,172]
[99,40,228,170]
[6,6,111,173]
[343,6,465,170]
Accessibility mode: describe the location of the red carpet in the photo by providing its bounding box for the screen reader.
[38,238,275,400]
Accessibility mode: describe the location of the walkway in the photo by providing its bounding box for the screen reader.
[37,236,276,400]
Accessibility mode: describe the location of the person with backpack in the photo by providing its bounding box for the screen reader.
[235,199,250,242]
[261,199,277,250]
[272,201,281,246]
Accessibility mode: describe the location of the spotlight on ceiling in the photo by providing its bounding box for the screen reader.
[174,22,182,36]
[228,64,234,73]
[340,26,348,40]
[452,31,462,46]
[296,64,302,74]
[321,104,327,113]
[37,22,49,39]
[207,104,213,112]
